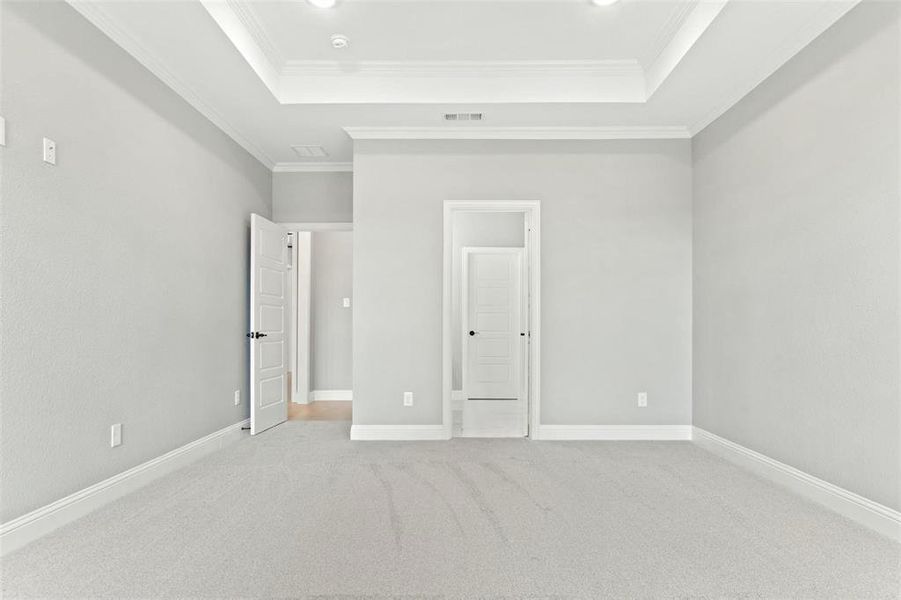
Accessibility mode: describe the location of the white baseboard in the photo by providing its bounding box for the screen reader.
[0,419,249,556]
[535,424,692,441]
[308,389,353,402]
[350,424,449,441]
[693,427,901,542]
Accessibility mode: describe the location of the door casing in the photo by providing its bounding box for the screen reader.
[442,201,541,439]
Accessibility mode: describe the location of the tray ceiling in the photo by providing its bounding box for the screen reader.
[67,0,860,168]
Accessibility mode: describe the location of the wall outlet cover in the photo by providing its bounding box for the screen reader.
[403,391,413,407]
[43,137,56,165]
[234,390,241,406]
[637,392,648,407]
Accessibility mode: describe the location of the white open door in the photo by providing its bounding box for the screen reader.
[249,214,289,435]
[461,247,527,437]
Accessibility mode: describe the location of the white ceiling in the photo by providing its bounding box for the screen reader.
[69,0,859,169]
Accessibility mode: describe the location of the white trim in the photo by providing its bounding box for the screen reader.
[688,0,861,135]
[645,0,728,98]
[197,0,282,98]
[277,222,353,232]
[0,419,249,556]
[693,427,901,542]
[308,390,353,402]
[65,1,275,169]
[344,126,691,141]
[451,390,465,411]
[350,425,449,441]
[291,232,312,405]
[443,201,541,440]
[536,425,692,441]
[273,162,353,173]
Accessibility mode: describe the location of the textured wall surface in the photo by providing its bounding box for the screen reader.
[693,3,900,509]
[353,139,692,427]
[272,172,353,223]
[0,1,271,521]
[310,232,353,390]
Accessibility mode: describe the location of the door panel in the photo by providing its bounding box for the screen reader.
[462,247,526,437]
[250,214,288,435]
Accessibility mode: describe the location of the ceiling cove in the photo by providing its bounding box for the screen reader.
[199,0,727,104]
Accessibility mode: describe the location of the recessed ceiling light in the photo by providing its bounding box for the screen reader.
[307,0,337,8]
[330,34,349,49]
[591,0,619,6]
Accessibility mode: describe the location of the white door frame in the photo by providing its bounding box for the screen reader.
[443,201,541,439]
[278,222,353,405]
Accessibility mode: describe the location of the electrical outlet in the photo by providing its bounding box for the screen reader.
[637,392,648,408]
[43,137,56,165]
[342,297,351,308]
[234,390,241,406]
[403,391,413,407]
[110,423,122,448]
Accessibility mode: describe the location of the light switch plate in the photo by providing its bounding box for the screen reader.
[110,423,122,447]
[342,297,351,308]
[403,392,413,407]
[234,390,241,406]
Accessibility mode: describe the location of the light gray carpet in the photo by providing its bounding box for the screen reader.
[2,421,898,599]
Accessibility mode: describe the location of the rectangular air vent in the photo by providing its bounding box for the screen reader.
[444,113,483,121]
[291,145,329,158]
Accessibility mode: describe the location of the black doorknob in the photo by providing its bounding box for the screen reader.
[469,330,477,336]
[255,332,268,339]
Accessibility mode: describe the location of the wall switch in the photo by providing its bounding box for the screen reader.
[234,390,241,406]
[403,392,413,407]
[0,116,6,146]
[637,392,648,408]
[110,423,122,448]
[43,137,56,165]
[342,297,351,308]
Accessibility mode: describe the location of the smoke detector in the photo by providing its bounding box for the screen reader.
[330,34,349,49]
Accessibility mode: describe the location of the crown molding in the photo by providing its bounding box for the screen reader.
[198,0,282,99]
[273,162,354,173]
[198,0,728,104]
[687,0,860,135]
[66,0,275,169]
[645,0,728,99]
[344,126,691,141]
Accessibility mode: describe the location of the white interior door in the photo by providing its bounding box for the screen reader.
[462,247,527,437]
[250,214,288,435]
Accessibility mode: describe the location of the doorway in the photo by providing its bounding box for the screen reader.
[442,201,541,439]
[286,223,353,424]
[248,216,353,435]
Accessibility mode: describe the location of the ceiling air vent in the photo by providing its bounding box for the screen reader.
[444,113,483,122]
[291,145,329,158]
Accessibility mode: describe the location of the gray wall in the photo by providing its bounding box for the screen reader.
[353,139,692,427]
[0,1,271,522]
[452,211,525,390]
[692,2,900,510]
[272,172,353,223]
[311,231,353,390]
